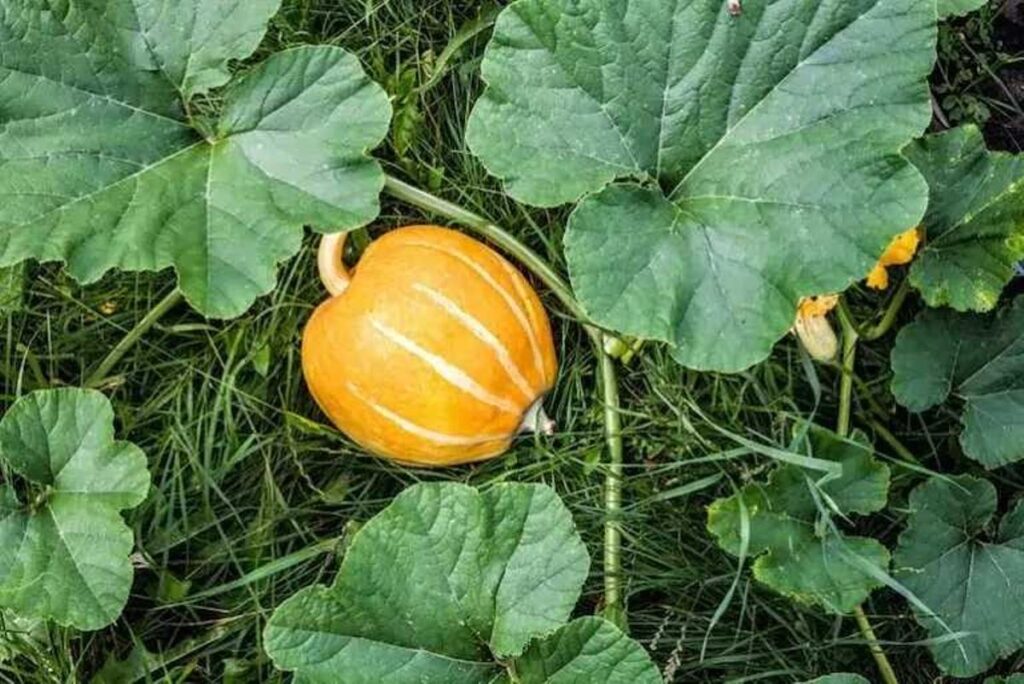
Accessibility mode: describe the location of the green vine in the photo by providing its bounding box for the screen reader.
[838,296,900,684]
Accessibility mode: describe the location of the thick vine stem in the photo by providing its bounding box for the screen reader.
[600,338,626,628]
[86,288,184,388]
[837,298,900,684]
[836,302,859,437]
[382,174,627,623]
[854,605,900,684]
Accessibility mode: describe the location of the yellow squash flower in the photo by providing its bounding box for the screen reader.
[866,227,922,290]
[793,294,839,362]
[792,227,921,362]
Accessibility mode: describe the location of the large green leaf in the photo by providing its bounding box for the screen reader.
[891,299,1024,468]
[707,427,890,613]
[264,482,660,684]
[0,388,150,630]
[938,0,989,18]
[0,1,391,318]
[466,0,935,371]
[800,676,870,684]
[895,476,1024,677]
[904,126,1024,312]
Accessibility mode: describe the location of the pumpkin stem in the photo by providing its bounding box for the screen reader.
[317,232,351,296]
[520,399,555,436]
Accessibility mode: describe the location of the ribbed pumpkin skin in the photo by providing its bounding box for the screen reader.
[302,226,558,466]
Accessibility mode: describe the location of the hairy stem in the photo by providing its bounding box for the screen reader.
[382,174,626,622]
[600,338,625,628]
[86,288,184,388]
[836,302,859,438]
[838,298,900,684]
[854,605,900,684]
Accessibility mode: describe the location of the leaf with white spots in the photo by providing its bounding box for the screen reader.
[905,125,1024,312]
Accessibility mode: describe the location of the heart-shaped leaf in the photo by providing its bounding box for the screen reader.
[707,426,890,613]
[904,126,1024,312]
[466,0,936,371]
[985,676,1024,684]
[895,475,1024,677]
[264,482,660,683]
[0,0,391,318]
[891,298,1024,468]
[0,388,150,630]
[800,676,870,684]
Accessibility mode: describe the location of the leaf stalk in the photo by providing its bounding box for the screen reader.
[85,288,184,388]
[838,297,900,684]
[860,278,912,341]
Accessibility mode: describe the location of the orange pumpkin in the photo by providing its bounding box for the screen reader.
[302,225,558,467]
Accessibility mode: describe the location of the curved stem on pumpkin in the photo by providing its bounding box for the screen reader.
[85,288,184,389]
[317,232,352,296]
[381,173,627,625]
[837,300,900,684]
[520,400,556,436]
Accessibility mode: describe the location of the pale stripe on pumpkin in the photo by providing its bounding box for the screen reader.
[405,240,545,379]
[369,318,521,414]
[411,282,536,400]
[495,256,550,382]
[345,381,509,447]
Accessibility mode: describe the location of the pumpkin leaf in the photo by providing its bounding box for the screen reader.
[904,126,1024,312]
[890,299,1024,468]
[985,677,1024,684]
[0,388,150,630]
[466,0,935,371]
[513,617,662,683]
[707,426,891,613]
[265,482,659,683]
[938,0,989,18]
[0,0,391,318]
[130,0,281,99]
[800,676,870,684]
[895,475,1024,677]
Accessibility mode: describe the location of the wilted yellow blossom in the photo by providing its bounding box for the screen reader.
[793,295,839,362]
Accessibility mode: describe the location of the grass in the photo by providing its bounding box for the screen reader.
[1,1,1024,682]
